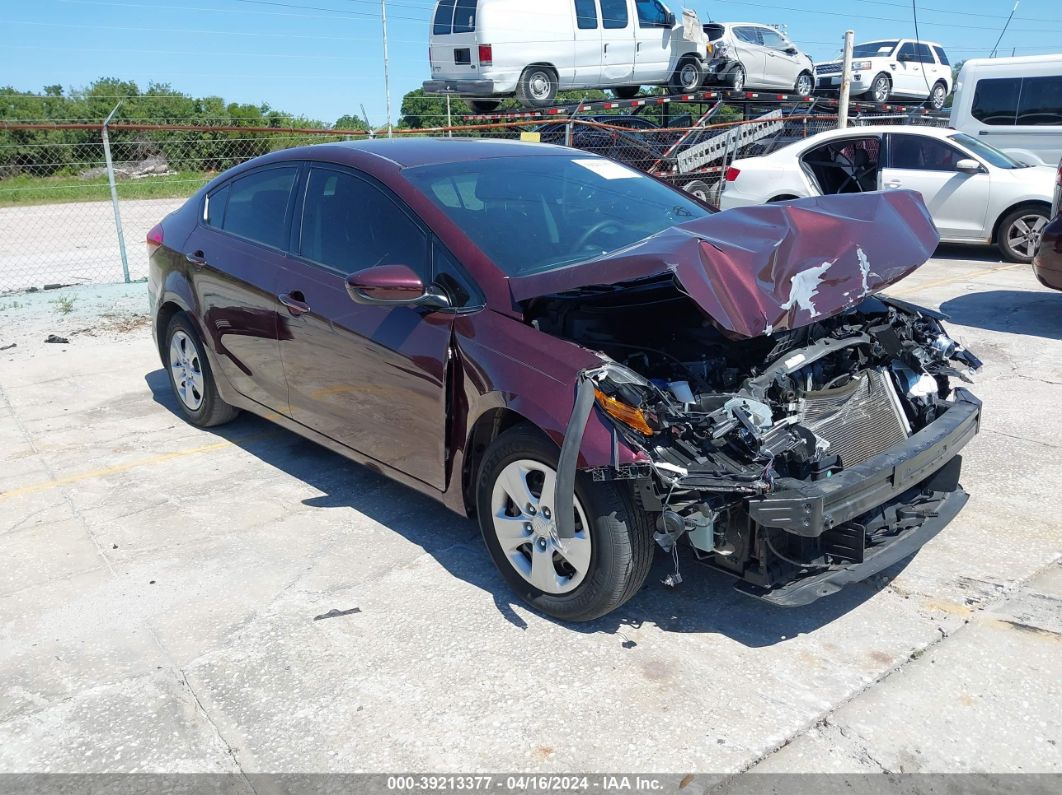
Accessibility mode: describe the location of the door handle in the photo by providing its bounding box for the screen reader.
[185,250,206,267]
[884,180,902,189]
[603,43,608,53]
[278,291,310,316]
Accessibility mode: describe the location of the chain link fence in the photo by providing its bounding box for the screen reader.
[0,105,948,294]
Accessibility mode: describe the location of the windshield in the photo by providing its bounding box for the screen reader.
[853,41,898,58]
[949,132,1029,169]
[405,155,709,276]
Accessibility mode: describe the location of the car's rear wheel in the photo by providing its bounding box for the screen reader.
[795,71,814,96]
[468,99,501,114]
[516,66,559,107]
[669,58,704,93]
[927,81,948,110]
[682,179,714,204]
[864,74,891,104]
[997,206,1050,263]
[476,425,653,622]
[164,313,238,428]
[730,64,746,93]
[612,86,641,99]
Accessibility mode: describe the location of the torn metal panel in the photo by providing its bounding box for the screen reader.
[509,191,939,339]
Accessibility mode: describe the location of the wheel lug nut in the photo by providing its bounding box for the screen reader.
[537,538,548,550]
[542,507,551,519]
[526,504,536,515]
[524,522,533,534]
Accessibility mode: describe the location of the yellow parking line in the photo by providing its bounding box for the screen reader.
[900,262,1024,296]
[0,432,273,502]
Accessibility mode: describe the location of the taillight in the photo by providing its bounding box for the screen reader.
[146,222,164,254]
[725,167,741,182]
[478,44,492,67]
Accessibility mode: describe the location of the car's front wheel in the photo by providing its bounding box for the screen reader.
[669,57,704,93]
[164,312,238,428]
[997,206,1050,263]
[476,425,653,622]
[864,73,891,104]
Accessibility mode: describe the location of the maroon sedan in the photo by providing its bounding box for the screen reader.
[147,139,982,621]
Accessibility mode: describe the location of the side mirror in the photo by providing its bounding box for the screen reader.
[345,264,451,309]
[785,47,798,56]
[664,12,675,26]
[955,158,982,174]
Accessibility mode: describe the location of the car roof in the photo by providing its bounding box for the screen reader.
[300,137,581,169]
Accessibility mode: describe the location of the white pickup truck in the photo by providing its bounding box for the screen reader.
[814,38,952,109]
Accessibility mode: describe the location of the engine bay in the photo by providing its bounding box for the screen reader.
[525,276,982,590]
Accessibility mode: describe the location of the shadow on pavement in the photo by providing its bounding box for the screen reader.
[941,289,1062,341]
[932,243,1003,264]
[147,369,898,648]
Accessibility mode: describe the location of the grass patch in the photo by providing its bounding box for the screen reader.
[0,171,211,207]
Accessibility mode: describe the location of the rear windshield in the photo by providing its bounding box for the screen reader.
[433,0,477,35]
[853,41,898,58]
[404,155,709,276]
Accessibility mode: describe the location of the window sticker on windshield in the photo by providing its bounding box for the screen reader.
[573,158,642,180]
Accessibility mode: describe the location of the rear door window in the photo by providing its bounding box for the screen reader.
[912,43,934,63]
[452,0,477,33]
[971,77,1021,125]
[1016,76,1062,126]
[600,0,629,29]
[932,46,949,66]
[217,166,298,250]
[433,0,457,35]
[735,27,762,45]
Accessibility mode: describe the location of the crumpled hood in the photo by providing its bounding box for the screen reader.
[509,190,939,338]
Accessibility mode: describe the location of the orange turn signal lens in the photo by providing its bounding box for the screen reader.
[594,388,654,436]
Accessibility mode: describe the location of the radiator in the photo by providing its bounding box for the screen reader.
[800,369,910,467]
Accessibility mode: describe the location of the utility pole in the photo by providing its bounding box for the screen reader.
[381,0,393,138]
[837,30,854,129]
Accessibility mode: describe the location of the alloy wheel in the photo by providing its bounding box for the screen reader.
[169,329,205,411]
[1008,214,1048,260]
[490,459,591,595]
[930,84,946,110]
[732,67,745,93]
[871,76,889,103]
[796,73,813,96]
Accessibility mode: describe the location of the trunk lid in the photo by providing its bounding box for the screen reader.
[509,191,939,339]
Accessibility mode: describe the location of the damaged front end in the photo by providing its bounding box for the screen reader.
[528,194,982,605]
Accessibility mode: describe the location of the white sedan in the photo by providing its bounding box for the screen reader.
[719,125,1056,262]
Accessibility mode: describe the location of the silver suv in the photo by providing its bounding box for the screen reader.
[815,39,952,109]
[703,22,815,95]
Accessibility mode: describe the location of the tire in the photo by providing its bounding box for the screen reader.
[612,86,641,99]
[927,81,948,110]
[468,99,501,114]
[795,71,814,97]
[669,58,704,93]
[163,312,238,428]
[996,206,1050,264]
[730,64,746,93]
[475,424,654,622]
[682,179,713,204]
[515,66,559,108]
[864,73,891,104]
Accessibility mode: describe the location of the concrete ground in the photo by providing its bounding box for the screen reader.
[0,248,1060,778]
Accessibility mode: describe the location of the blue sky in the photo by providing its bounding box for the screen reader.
[2,0,1061,126]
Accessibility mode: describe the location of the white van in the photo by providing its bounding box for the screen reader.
[423,0,706,111]
[950,54,1062,165]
